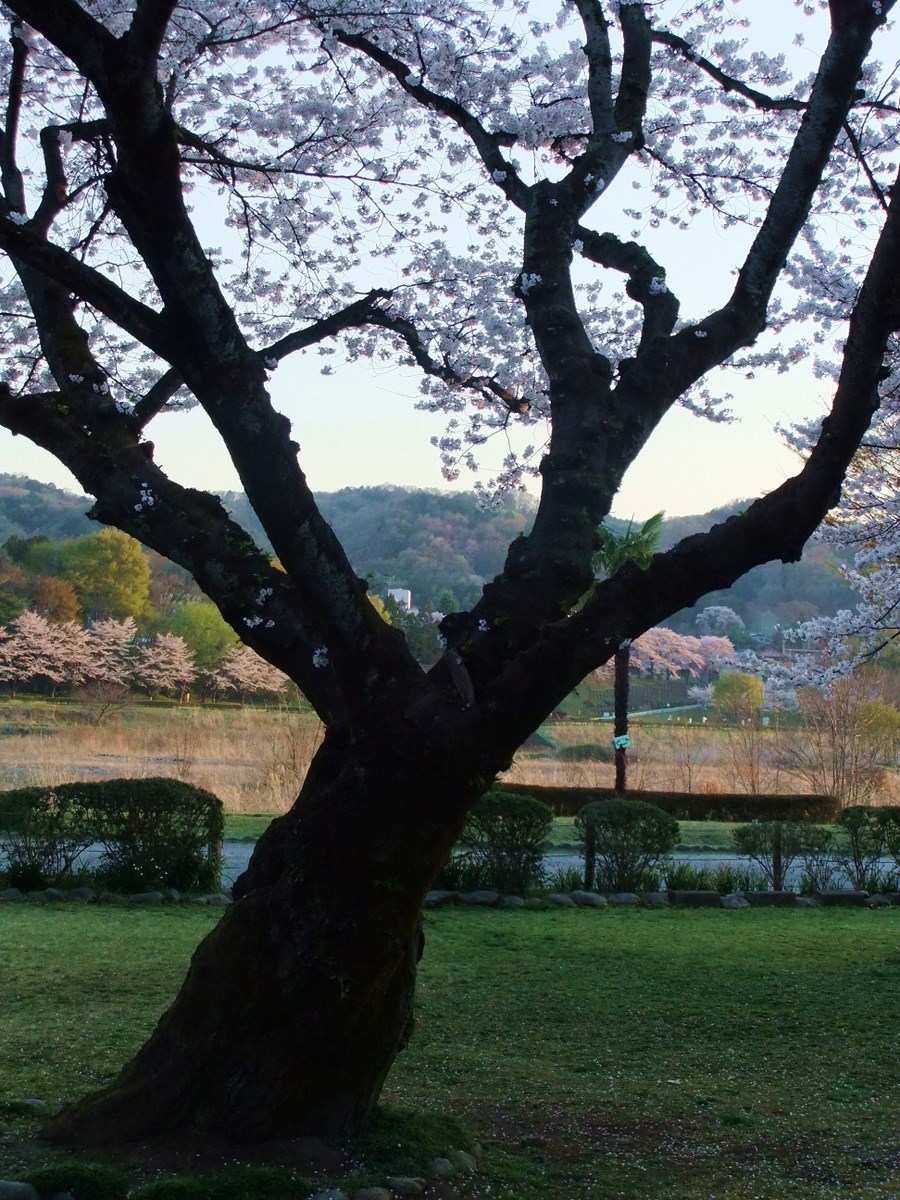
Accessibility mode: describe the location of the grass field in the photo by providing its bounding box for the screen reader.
[1,904,897,1199]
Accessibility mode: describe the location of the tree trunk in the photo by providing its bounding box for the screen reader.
[613,645,631,793]
[45,722,480,1147]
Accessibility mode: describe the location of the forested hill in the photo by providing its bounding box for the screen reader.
[0,475,854,635]
[221,485,536,611]
[0,475,94,543]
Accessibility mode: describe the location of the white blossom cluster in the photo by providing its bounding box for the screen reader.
[0,0,895,500]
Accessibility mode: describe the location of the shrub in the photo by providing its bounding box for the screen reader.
[833,805,888,891]
[874,805,900,869]
[544,864,584,893]
[0,778,223,892]
[732,820,812,891]
[796,824,840,893]
[91,778,223,892]
[0,788,96,889]
[576,798,678,892]
[491,781,839,821]
[664,860,767,894]
[20,1162,130,1200]
[456,789,553,895]
[434,852,497,893]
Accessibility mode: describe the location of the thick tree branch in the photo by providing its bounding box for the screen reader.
[574,227,680,348]
[0,25,28,203]
[651,29,807,112]
[3,0,115,77]
[125,0,179,66]
[571,0,613,133]
[261,290,393,362]
[130,366,183,428]
[323,24,532,211]
[0,218,170,355]
[474,160,900,749]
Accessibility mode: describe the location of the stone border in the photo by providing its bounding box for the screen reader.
[3,884,898,911]
[0,885,231,907]
[425,888,900,910]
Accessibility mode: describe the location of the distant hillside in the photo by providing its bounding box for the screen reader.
[0,475,854,636]
[222,485,536,610]
[0,475,93,543]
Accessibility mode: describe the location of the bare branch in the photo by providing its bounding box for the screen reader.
[3,0,115,77]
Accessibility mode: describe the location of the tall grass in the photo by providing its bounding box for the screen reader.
[0,698,322,813]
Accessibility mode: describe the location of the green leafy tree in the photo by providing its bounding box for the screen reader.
[58,529,152,621]
[713,671,765,720]
[164,599,240,675]
[593,513,664,791]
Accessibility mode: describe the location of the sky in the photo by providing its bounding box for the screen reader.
[0,2,890,520]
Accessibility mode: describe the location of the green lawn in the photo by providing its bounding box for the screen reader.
[1,905,897,1199]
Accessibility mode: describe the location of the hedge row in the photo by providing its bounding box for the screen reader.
[0,777,223,892]
[493,782,840,823]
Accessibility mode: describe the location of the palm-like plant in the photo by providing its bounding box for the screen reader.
[593,512,664,792]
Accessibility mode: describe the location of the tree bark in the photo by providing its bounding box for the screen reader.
[45,719,481,1146]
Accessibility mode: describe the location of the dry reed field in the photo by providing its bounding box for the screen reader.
[1,698,898,809]
[0,698,324,814]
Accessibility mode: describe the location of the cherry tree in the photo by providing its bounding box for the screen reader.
[0,0,897,1150]
[0,609,91,690]
[133,632,196,698]
[212,644,290,702]
[630,626,706,678]
[84,615,138,685]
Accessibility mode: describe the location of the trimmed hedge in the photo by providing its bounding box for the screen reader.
[450,788,554,896]
[493,782,840,822]
[576,798,678,892]
[0,777,223,891]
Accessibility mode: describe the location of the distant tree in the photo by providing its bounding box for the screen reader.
[0,558,30,625]
[59,529,152,621]
[713,671,768,794]
[697,635,737,677]
[0,610,91,692]
[145,550,202,619]
[713,672,765,720]
[435,589,460,615]
[630,626,705,678]
[594,513,664,791]
[785,674,900,805]
[696,605,747,645]
[85,616,138,685]
[165,599,240,675]
[3,533,52,567]
[133,633,196,700]
[31,575,80,623]
[213,645,290,703]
